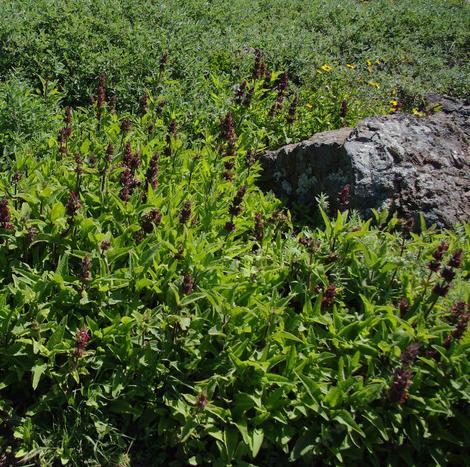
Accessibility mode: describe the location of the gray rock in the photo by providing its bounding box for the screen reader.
[260,96,470,227]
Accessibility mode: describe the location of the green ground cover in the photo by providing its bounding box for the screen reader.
[0,0,469,465]
[1,0,470,110]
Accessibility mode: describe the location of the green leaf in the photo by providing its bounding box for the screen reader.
[285,345,298,375]
[251,428,264,458]
[50,201,65,222]
[47,316,67,349]
[55,254,69,279]
[352,383,384,404]
[274,330,304,344]
[319,208,331,234]
[324,386,342,408]
[334,410,365,437]
[333,209,344,233]
[31,363,47,390]
[80,139,91,155]
[223,427,239,461]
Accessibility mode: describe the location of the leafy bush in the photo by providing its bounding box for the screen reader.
[1,0,469,111]
[0,76,62,157]
[0,70,468,466]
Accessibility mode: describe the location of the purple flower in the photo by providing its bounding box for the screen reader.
[254,213,264,241]
[224,221,235,232]
[140,92,149,113]
[321,284,337,310]
[389,368,412,404]
[223,171,234,181]
[234,80,247,104]
[179,201,192,224]
[337,184,351,211]
[66,192,81,217]
[74,152,83,175]
[0,198,13,230]
[100,239,111,252]
[145,153,160,191]
[140,208,162,233]
[220,112,237,157]
[195,392,208,409]
[400,342,420,367]
[119,186,131,202]
[448,249,462,269]
[228,186,247,217]
[58,126,72,154]
[246,150,258,167]
[11,171,21,184]
[96,73,106,117]
[164,120,177,156]
[120,118,132,135]
[27,226,38,243]
[64,106,72,125]
[448,301,469,324]
[278,71,289,93]
[105,143,114,164]
[182,273,195,295]
[286,96,298,124]
[74,327,90,358]
[398,297,410,315]
[441,267,456,283]
[339,99,348,119]
[427,261,440,272]
[229,204,241,216]
[444,311,470,349]
[119,165,140,202]
[299,236,313,248]
[168,119,177,139]
[122,143,141,172]
[156,100,167,113]
[224,159,235,170]
[432,282,449,297]
[108,95,117,113]
[252,49,265,80]
[80,256,92,282]
[432,241,449,262]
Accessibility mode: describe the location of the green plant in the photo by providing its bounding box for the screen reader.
[0,69,468,465]
[1,0,469,112]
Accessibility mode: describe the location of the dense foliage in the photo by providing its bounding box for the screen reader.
[1,0,469,465]
[1,0,469,113]
[0,68,469,465]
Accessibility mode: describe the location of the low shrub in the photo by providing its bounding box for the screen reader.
[0,70,468,466]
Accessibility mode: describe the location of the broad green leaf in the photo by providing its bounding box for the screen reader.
[324,386,342,408]
[47,316,67,349]
[31,363,47,390]
[251,428,264,458]
[50,201,65,222]
[334,410,365,437]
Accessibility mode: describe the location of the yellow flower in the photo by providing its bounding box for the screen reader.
[368,81,380,88]
[411,108,425,117]
[346,64,355,69]
[389,99,398,106]
[305,103,313,109]
[366,60,373,67]
[320,64,332,72]
[375,59,382,65]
